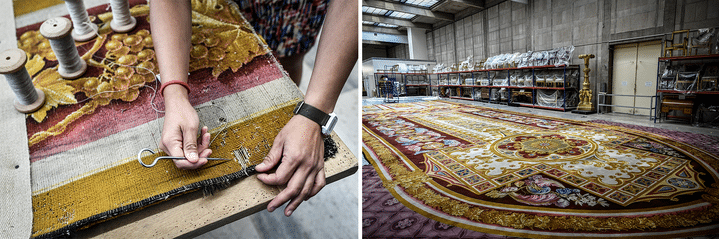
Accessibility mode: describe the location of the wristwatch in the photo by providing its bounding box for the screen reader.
[293,101,337,136]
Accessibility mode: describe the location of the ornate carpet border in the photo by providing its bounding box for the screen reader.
[362,103,719,238]
[32,100,300,238]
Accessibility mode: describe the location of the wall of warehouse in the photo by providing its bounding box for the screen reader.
[424,0,718,105]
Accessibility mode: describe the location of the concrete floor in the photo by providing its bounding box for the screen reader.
[10,2,359,238]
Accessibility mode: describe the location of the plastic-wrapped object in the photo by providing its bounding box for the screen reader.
[524,72,532,87]
[692,28,715,48]
[433,63,444,73]
[694,104,719,128]
[675,72,699,91]
[555,46,575,67]
[516,74,525,86]
[517,51,532,68]
[566,90,578,107]
[567,69,579,88]
[451,76,461,85]
[494,71,508,86]
[537,89,559,107]
[508,52,521,67]
[464,76,475,85]
[660,66,678,90]
[498,88,508,101]
[485,55,497,69]
[531,51,547,66]
[551,71,564,87]
[535,70,546,87]
[547,48,559,66]
[460,55,473,71]
[479,73,489,86]
[488,71,497,86]
[700,66,719,91]
[509,71,519,86]
[490,88,500,101]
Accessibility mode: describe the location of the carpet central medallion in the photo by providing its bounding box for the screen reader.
[492,133,596,160]
[363,101,719,238]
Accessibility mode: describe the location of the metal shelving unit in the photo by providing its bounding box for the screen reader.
[432,65,580,111]
[655,54,719,123]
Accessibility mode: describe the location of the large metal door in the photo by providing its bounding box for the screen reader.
[611,41,661,115]
[635,42,661,115]
[612,44,638,114]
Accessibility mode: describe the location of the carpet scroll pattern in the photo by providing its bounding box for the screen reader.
[362,100,719,238]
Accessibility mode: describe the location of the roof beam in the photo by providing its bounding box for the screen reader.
[363,25,405,35]
[363,0,454,21]
[362,15,433,29]
[453,0,484,9]
[362,40,400,46]
[432,0,484,11]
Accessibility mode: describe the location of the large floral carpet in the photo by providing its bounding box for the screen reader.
[362,100,719,238]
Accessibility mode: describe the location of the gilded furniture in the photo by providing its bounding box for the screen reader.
[577,54,596,112]
[664,30,689,57]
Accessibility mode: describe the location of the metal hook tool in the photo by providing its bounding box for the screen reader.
[137,148,233,168]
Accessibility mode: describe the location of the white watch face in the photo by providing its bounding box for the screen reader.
[322,113,338,135]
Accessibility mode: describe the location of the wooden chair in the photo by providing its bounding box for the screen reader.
[664,30,689,57]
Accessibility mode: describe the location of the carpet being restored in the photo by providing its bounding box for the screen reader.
[17,0,306,238]
[362,100,719,238]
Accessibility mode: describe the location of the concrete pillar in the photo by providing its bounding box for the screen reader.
[408,27,428,60]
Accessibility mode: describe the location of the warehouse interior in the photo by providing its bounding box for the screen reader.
[362,0,719,237]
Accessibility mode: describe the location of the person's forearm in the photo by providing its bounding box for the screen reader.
[303,0,358,113]
[150,0,192,99]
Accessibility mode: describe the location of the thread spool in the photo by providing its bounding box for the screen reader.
[0,49,46,113]
[109,0,137,33]
[63,0,99,42]
[40,17,88,80]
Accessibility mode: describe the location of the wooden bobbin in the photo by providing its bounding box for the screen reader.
[0,49,46,113]
[110,0,137,33]
[40,17,88,80]
[64,0,99,42]
[111,14,137,33]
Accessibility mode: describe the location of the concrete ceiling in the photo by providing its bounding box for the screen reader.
[362,0,485,45]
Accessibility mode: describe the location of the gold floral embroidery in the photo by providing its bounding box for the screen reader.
[19,0,267,146]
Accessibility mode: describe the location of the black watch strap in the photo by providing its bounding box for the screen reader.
[293,101,330,126]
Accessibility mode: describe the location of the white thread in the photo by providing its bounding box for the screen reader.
[48,33,85,75]
[3,65,39,105]
[109,0,134,27]
[64,0,96,37]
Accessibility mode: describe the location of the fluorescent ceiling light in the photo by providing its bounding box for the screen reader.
[377,22,399,28]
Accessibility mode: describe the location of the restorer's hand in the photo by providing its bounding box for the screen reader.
[255,115,326,216]
[160,85,212,169]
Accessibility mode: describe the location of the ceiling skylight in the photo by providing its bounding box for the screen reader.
[393,0,439,8]
[388,12,415,19]
[363,6,417,19]
[362,6,389,16]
